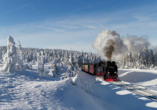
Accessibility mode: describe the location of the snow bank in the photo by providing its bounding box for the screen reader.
[1,60,157,110]
[71,74,93,93]
[94,77,157,110]
[118,69,157,91]
[0,69,103,110]
[119,69,157,83]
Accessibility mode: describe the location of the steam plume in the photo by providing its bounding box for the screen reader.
[92,29,150,60]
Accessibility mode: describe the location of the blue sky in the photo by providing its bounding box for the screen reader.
[0,0,157,53]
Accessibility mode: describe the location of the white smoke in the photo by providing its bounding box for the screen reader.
[123,35,150,54]
[92,29,150,60]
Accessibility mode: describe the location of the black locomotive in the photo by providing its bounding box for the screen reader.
[82,61,118,81]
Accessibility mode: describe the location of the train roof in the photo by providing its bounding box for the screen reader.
[82,63,97,65]
[82,61,116,65]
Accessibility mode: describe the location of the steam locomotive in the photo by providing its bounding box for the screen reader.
[82,61,118,81]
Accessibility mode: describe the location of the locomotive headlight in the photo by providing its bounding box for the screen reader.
[114,71,116,73]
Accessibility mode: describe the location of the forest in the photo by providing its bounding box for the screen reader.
[1,36,157,77]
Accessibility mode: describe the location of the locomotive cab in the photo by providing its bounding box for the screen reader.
[95,61,106,76]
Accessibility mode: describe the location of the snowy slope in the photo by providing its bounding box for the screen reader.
[119,69,157,91]
[0,64,157,110]
[76,70,157,110]
[0,65,103,110]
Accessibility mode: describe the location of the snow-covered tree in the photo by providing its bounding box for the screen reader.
[148,49,154,67]
[142,47,149,68]
[2,36,17,72]
[16,40,24,70]
[37,51,45,76]
[154,54,157,67]
[68,54,74,66]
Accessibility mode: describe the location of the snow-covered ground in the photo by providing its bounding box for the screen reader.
[0,64,157,110]
[119,69,157,91]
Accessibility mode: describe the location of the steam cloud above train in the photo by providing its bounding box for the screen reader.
[92,29,150,61]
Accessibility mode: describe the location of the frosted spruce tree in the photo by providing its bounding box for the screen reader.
[2,36,17,72]
[142,47,149,68]
[16,40,24,70]
[154,54,157,67]
[65,54,77,77]
[37,51,45,76]
[148,49,154,68]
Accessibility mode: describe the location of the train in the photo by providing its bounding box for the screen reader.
[82,61,119,81]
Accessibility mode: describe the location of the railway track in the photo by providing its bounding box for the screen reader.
[111,81,157,101]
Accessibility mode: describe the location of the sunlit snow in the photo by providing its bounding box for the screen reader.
[1,64,157,109]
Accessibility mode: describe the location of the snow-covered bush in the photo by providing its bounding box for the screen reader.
[149,64,154,70]
[140,64,146,69]
[66,66,76,77]
[23,63,30,69]
[48,63,59,78]
[153,66,157,70]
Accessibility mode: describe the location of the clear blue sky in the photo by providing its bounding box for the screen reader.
[0,0,157,53]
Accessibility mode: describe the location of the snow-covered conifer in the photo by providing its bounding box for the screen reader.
[16,40,24,70]
[68,54,74,66]
[37,51,45,76]
[148,49,154,67]
[142,47,149,67]
[154,54,157,67]
[2,36,17,72]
